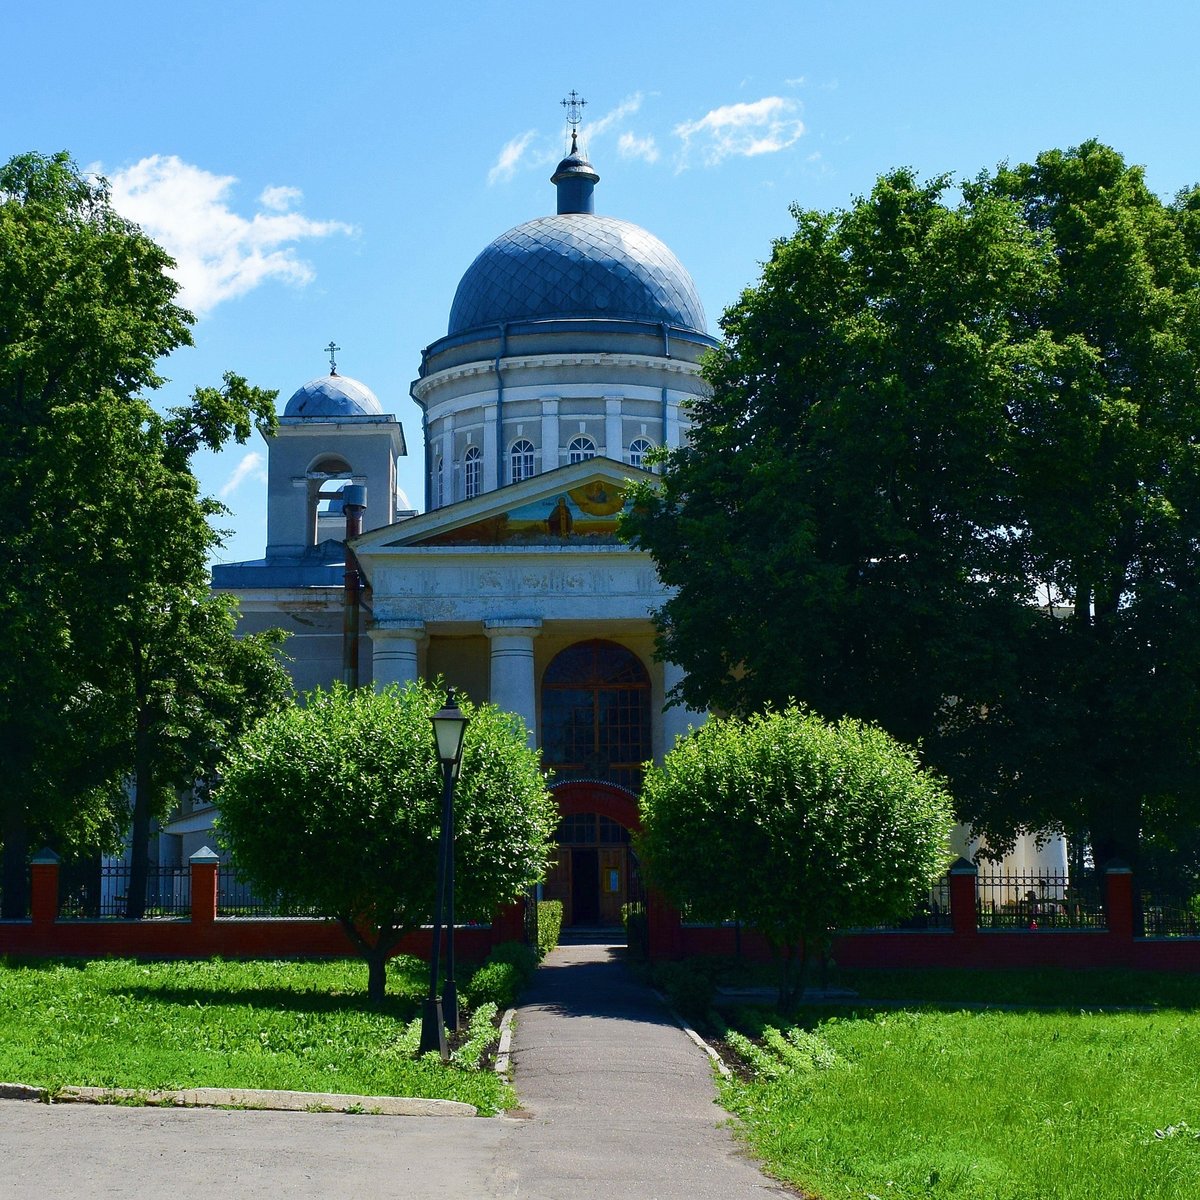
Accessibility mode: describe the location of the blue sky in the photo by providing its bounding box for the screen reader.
[5,1,1198,566]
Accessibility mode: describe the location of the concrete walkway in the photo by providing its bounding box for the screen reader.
[0,941,789,1198]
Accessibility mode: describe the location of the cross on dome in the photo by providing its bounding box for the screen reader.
[325,340,340,375]
[560,90,586,129]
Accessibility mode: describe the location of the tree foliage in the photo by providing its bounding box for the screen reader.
[0,150,282,914]
[638,706,954,1000]
[626,141,1200,874]
[216,682,557,1002]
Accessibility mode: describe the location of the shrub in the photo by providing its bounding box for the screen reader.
[464,940,539,1009]
[652,961,715,1027]
[536,900,563,956]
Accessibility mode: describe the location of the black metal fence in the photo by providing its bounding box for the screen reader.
[215,868,323,918]
[59,863,190,919]
[1141,893,1200,938]
[0,873,31,919]
[976,871,1106,930]
[840,875,954,931]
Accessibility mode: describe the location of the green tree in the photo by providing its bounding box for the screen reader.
[0,150,280,915]
[626,143,1200,874]
[638,706,954,1003]
[216,682,557,1004]
[100,380,289,919]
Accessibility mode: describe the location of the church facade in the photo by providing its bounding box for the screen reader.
[203,131,711,925]
[191,120,1065,925]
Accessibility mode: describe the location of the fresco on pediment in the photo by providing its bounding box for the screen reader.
[420,480,632,545]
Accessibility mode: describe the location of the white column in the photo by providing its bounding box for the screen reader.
[660,660,706,756]
[484,618,542,747]
[369,618,426,691]
[604,396,623,461]
[540,398,560,473]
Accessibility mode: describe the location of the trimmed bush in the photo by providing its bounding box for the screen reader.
[464,940,539,1009]
[536,900,563,956]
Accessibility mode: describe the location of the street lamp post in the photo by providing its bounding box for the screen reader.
[419,687,469,1060]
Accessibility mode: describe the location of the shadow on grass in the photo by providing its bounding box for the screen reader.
[116,984,421,1019]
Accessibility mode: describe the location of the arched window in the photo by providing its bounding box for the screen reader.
[628,438,654,468]
[541,640,651,792]
[510,438,535,484]
[568,435,596,464]
[464,445,482,499]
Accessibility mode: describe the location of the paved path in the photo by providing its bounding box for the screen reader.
[0,941,788,1198]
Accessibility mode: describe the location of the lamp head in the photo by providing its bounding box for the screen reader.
[431,686,469,771]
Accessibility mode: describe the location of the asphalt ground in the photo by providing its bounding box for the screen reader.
[0,941,790,1199]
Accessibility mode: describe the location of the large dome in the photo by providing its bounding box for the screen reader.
[283,373,383,418]
[447,213,708,337]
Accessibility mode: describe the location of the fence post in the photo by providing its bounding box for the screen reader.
[1104,861,1135,941]
[948,857,978,939]
[30,848,60,927]
[646,889,683,960]
[490,899,526,947]
[189,847,220,926]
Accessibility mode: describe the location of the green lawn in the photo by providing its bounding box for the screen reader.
[717,970,1200,1200]
[0,956,513,1114]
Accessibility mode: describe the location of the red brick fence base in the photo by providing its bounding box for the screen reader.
[1,849,526,962]
[646,862,1200,971]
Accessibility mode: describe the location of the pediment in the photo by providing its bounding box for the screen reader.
[353,457,654,551]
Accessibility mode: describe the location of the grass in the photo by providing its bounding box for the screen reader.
[0,956,514,1114]
[712,968,1200,1199]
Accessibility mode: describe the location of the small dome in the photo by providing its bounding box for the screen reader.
[447,213,708,336]
[283,374,383,418]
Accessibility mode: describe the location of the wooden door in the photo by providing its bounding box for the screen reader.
[598,847,626,925]
[542,851,572,926]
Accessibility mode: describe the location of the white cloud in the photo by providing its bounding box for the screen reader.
[618,131,659,164]
[674,97,805,169]
[588,93,643,137]
[103,155,353,317]
[219,450,267,499]
[259,184,302,211]
[487,130,537,185]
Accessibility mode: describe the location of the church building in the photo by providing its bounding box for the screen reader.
[190,106,1065,926]
[204,116,712,926]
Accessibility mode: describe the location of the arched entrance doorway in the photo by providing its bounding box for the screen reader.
[540,638,651,791]
[544,780,644,928]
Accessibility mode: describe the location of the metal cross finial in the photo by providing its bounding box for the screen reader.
[561,90,587,129]
[325,340,340,375]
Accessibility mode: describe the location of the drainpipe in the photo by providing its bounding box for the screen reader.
[660,323,671,454]
[494,323,507,487]
[342,484,367,689]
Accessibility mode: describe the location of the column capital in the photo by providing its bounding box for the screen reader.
[483,617,543,638]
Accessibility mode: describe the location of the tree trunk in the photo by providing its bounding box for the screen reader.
[366,948,389,1006]
[125,725,153,920]
[1,801,29,919]
[337,916,402,1006]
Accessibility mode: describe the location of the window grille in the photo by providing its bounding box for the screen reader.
[464,445,482,499]
[568,435,596,464]
[510,438,535,483]
[628,437,654,468]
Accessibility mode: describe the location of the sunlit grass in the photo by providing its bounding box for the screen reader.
[0,957,512,1114]
[721,983,1200,1199]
